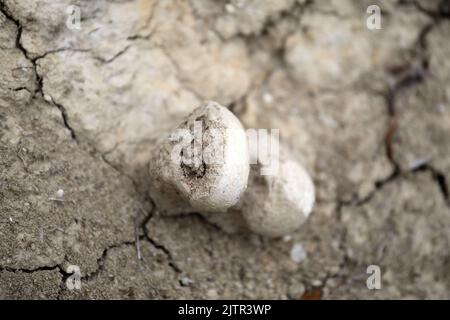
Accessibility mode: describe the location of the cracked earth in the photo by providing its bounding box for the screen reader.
[0,0,449,299]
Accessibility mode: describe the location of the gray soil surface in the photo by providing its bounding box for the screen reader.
[1,0,449,299]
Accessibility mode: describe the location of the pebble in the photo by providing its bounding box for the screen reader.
[290,243,306,263]
[180,277,194,287]
[311,279,323,287]
[56,189,64,198]
[225,3,236,14]
[207,288,219,299]
[436,103,446,113]
[262,92,274,104]
[288,283,306,299]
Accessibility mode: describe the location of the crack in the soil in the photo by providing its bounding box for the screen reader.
[80,232,182,282]
[400,0,450,21]
[0,263,69,300]
[0,264,68,276]
[94,45,131,64]
[8,86,31,93]
[76,193,182,283]
[127,0,157,41]
[0,1,183,290]
[433,172,449,206]
[0,1,79,142]
[0,1,27,59]
[379,19,450,207]
[0,1,41,95]
[82,239,137,282]
[141,214,182,274]
[0,262,69,299]
[138,199,184,275]
[347,21,435,209]
[32,48,91,62]
[325,19,446,296]
[48,96,77,140]
[329,164,450,297]
[412,164,450,206]
[228,0,312,40]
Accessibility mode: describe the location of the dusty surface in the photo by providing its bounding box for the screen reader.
[0,0,449,299]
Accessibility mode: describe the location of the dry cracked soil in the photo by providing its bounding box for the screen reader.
[0,0,450,299]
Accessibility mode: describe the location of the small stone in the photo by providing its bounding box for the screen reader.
[56,189,64,198]
[262,92,274,104]
[207,288,219,299]
[311,279,323,287]
[290,243,306,263]
[288,283,306,299]
[180,277,194,287]
[225,3,236,14]
[436,103,446,113]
